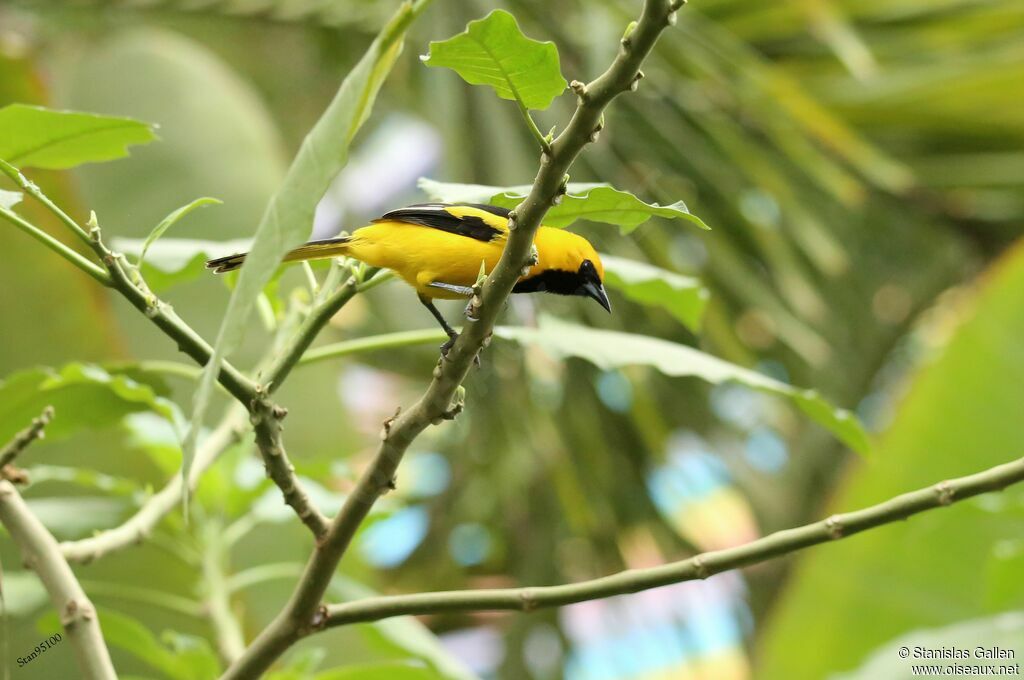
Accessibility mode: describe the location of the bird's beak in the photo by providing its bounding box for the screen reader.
[581,280,612,313]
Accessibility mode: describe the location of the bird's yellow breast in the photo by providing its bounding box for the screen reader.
[346,222,507,298]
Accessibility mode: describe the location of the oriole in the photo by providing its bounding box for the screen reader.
[206,203,611,351]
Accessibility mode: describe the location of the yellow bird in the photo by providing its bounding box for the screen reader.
[206,203,611,351]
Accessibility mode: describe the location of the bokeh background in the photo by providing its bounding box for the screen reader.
[1,0,1023,678]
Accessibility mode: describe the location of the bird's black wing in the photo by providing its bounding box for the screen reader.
[374,203,510,243]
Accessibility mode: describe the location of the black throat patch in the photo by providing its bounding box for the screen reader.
[512,269,586,296]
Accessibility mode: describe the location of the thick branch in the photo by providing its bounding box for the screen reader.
[220,2,680,677]
[322,453,1024,626]
[59,405,248,563]
[0,481,117,679]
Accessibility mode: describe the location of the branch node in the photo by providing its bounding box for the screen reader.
[440,386,466,421]
[61,598,96,627]
[310,604,329,630]
[519,588,539,612]
[506,210,518,231]
[620,22,636,50]
[824,515,844,539]
[380,407,402,441]
[465,295,483,321]
[569,79,589,103]
[692,556,710,579]
[1,465,29,485]
[556,174,570,196]
[526,244,540,268]
[628,70,645,92]
[935,481,955,505]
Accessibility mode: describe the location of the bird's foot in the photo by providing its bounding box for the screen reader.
[438,333,482,369]
[439,332,459,358]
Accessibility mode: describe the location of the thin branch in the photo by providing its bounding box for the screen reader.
[0,406,54,471]
[220,2,680,677]
[10,175,328,536]
[518,103,553,156]
[300,328,447,365]
[261,267,378,393]
[249,394,329,536]
[79,580,204,618]
[88,229,257,404]
[322,453,1024,626]
[0,206,110,285]
[201,522,246,665]
[0,481,117,679]
[0,160,93,245]
[59,405,248,564]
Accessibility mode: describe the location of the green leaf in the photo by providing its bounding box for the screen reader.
[331,578,478,680]
[985,539,1024,609]
[835,614,1024,680]
[418,179,708,232]
[417,178,604,204]
[312,663,444,680]
[496,316,870,454]
[139,197,222,267]
[757,244,1024,678]
[0,363,182,445]
[113,237,252,292]
[160,630,221,680]
[422,9,566,111]
[27,465,144,498]
[25,497,127,539]
[0,103,157,169]
[0,571,47,618]
[0,189,21,209]
[494,186,710,233]
[601,255,709,331]
[187,0,433,509]
[266,647,327,680]
[95,609,219,680]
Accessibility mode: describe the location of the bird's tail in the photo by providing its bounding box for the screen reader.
[205,236,352,274]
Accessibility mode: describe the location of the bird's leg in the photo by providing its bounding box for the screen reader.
[418,295,460,356]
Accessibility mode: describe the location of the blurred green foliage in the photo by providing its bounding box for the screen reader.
[0,0,1022,678]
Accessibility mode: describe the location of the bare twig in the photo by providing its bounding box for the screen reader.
[321,453,1024,626]
[220,2,681,677]
[201,521,247,665]
[0,406,54,474]
[59,405,249,564]
[0,481,116,679]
